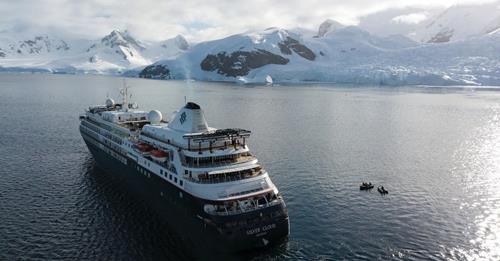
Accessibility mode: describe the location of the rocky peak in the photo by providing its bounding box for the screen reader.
[101,29,145,51]
[317,19,345,37]
[11,35,70,55]
[174,35,189,50]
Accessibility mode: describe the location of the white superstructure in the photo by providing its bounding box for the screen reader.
[79,88,282,217]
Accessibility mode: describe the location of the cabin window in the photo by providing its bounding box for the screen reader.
[160,169,163,174]
[174,177,178,183]
[185,170,188,175]
[169,174,172,180]
[180,180,183,186]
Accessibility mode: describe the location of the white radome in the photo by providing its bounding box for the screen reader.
[105,98,115,107]
[148,110,162,124]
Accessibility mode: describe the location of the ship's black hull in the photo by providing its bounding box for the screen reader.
[81,133,289,254]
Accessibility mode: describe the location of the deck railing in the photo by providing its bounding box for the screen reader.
[205,198,283,216]
[187,169,263,184]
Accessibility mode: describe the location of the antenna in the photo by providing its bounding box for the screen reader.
[184,96,187,105]
[120,79,131,112]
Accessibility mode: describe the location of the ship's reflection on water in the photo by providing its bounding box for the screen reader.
[79,155,289,260]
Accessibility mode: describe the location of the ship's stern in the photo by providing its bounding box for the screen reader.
[208,200,289,252]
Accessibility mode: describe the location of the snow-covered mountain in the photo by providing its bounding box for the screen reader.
[141,34,189,61]
[412,2,500,43]
[85,29,148,67]
[0,35,71,57]
[357,2,500,43]
[139,28,318,81]
[136,23,500,86]
[0,30,189,74]
[357,7,440,38]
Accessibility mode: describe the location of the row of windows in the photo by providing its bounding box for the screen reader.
[81,124,125,155]
[136,164,183,187]
[80,131,127,165]
[82,120,123,145]
[88,118,128,137]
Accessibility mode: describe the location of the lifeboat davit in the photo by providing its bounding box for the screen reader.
[151,149,168,163]
[134,142,153,156]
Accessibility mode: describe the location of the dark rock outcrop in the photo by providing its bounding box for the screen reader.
[277,37,316,61]
[428,28,454,43]
[139,64,171,79]
[200,49,289,77]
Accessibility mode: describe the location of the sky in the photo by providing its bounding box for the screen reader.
[0,0,497,42]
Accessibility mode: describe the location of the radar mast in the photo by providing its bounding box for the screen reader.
[120,79,131,112]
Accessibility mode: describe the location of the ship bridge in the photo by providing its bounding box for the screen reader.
[141,102,251,153]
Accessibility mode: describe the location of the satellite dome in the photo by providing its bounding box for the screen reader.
[148,110,162,125]
[105,98,115,108]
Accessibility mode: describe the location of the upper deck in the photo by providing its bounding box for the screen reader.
[140,102,252,154]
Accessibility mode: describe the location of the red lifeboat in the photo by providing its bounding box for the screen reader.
[134,142,153,156]
[151,149,168,163]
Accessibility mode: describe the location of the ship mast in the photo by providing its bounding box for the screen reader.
[120,79,131,112]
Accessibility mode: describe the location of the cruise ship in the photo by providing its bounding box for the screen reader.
[78,87,289,252]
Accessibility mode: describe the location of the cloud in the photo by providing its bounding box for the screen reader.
[392,12,429,24]
[0,0,497,42]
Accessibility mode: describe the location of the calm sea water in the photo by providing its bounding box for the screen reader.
[1,73,500,260]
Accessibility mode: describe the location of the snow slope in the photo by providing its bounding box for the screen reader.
[357,3,500,44]
[411,2,500,43]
